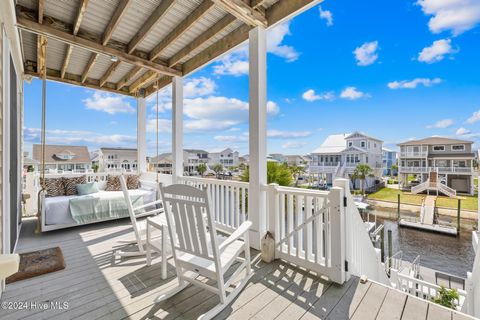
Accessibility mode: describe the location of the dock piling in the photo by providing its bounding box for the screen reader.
[387,230,393,271]
[457,199,461,236]
[380,227,385,263]
[397,194,400,221]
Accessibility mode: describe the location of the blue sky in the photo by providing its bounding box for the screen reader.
[24,0,480,156]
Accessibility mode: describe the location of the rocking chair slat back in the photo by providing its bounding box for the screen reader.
[161,184,219,260]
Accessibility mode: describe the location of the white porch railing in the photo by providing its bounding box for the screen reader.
[399,166,472,174]
[265,178,389,285]
[177,176,248,234]
[400,151,428,158]
[466,238,480,317]
[308,163,339,174]
[411,181,457,197]
[338,179,391,285]
[391,271,467,310]
[266,184,344,283]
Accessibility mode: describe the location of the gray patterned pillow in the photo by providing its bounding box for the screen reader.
[126,175,140,190]
[105,175,122,191]
[40,178,65,197]
[63,176,87,196]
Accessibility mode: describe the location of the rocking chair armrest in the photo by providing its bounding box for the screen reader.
[219,221,252,251]
[133,199,163,211]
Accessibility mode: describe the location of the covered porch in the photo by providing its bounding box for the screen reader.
[1,218,468,320]
[1,0,480,319]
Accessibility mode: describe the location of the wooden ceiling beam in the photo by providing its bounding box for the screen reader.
[144,76,173,97]
[61,46,73,78]
[60,0,89,79]
[128,70,158,94]
[25,66,133,96]
[16,8,182,77]
[37,36,47,77]
[182,24,250,75]
[81,52,98,83]
[149,0,215,61]
[183,0,321,76]
[102,0,130,46]
[266,0,322,26]
[99,60,120,87]
[116,66,142,90]
[73,0,89,35]
[251,0,267,9]
[168,14,236,67]
[213,0,266,27]
[127,0,175,54]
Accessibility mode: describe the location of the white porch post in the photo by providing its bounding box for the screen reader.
[172,76,183,183]
[137,97,147,173]
[248,26,267,250]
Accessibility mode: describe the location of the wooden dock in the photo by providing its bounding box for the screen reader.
[0,218,473,320]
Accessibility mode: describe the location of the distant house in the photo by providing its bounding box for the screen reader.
[208,148,239,168]
[382,148,398,176]
[309,132,384,186]
[148,149,210,176]
[96,147,138,172]
[32,144,91,172]
[149,153,173,175]
[397,136,475,195]
[269,153,286,163]
[284,155,308,166]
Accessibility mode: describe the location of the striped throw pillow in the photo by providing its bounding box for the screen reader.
[40,178,65,197]
[63,176,87,196]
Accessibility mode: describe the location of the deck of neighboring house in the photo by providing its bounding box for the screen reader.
[0,218,472,320]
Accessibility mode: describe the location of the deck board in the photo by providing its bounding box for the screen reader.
[0,218,469,320]
[376,288,408,320]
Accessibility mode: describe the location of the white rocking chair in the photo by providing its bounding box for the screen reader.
[116,175,166,258]
[157,184,253,320]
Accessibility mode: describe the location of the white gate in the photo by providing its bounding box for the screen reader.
[266,184,346,284]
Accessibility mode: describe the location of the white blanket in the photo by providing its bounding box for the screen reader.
[44,189,156,225]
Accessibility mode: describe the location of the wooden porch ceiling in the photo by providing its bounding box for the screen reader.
[16,0,321,98]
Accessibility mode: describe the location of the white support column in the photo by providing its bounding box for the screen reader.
[172,76,183,183]
[248,26,267,250]
[137,97,147,173]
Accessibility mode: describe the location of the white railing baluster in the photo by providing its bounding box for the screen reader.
[296,194,303,259]
[305,195,312,262]
[287,193,294,256]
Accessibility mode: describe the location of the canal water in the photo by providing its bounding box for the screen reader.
[367,207,476,278]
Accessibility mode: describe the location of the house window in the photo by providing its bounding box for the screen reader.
[348,142,353,147]
[452,145,465,151]
[361,141,365,148]
[433,145,445,151]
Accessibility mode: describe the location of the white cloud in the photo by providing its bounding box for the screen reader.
[282,141,307,149]
[319,6,333,26]
[340,87,369,100]
[466,110,480,124]
[213,54,249,76]
[418,39,457,63]
[146,118,172,133]
[267,22,299,62]
[417,0,480,35]
[456,127,471,135]
[23,127,136,147]
[353,41,379,66]
[183,77,216,97]
[302,89,335,102]
[268,130,312,139]
[426,118,454,128]
[388,77,442,89]
[214,133,249,143]
[213,22,299,76]
[83,91,134,114]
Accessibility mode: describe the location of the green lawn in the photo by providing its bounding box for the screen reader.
[366,187,478,211]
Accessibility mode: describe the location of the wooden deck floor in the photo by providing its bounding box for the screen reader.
[0,218,473,320]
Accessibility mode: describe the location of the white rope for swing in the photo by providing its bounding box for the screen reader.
[156,79,160,183]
